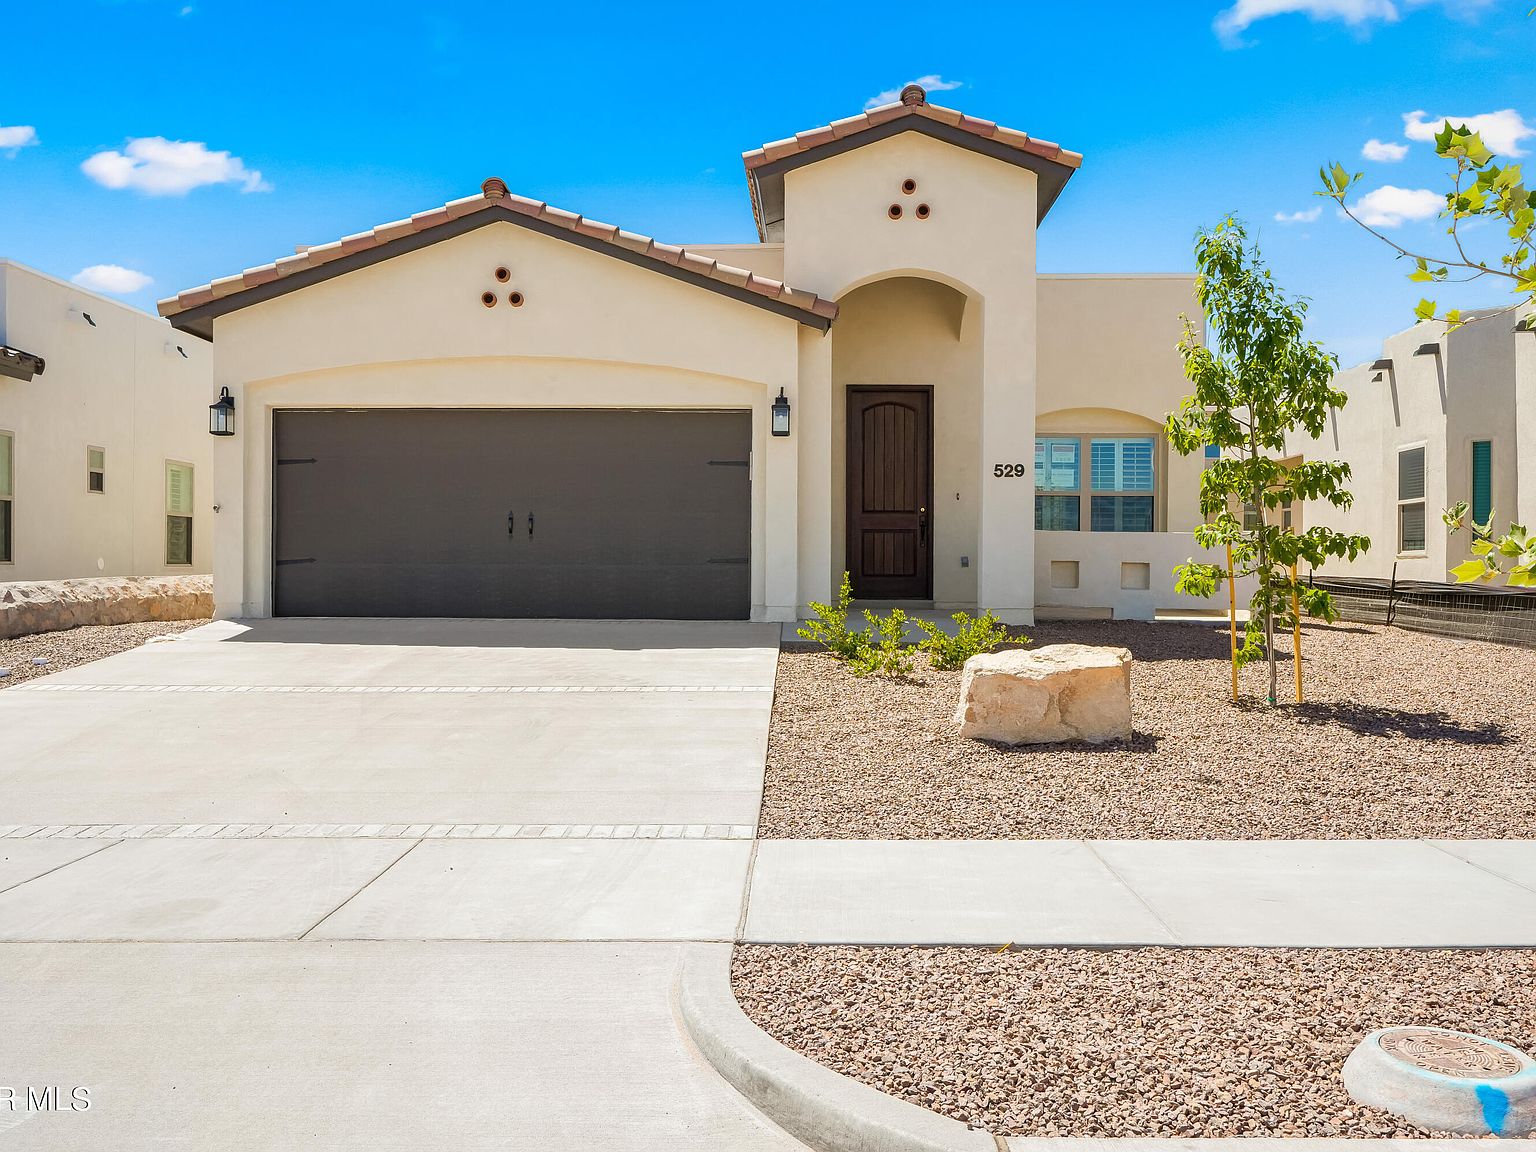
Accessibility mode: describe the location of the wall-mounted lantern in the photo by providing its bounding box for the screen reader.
[208,386,236,436]
[771,388,791,437]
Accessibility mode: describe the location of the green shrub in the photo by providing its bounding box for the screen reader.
[913,610,1014,671]
[796,572,868,661]
[849,608,915,678]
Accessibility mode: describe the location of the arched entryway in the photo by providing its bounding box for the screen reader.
[830,275,980,603]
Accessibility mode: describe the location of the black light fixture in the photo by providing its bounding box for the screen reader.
[208,386,236,436]
[771,387,791,437]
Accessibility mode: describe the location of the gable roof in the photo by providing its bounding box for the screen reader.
[743,83,1083,242]
[159,179,838,339]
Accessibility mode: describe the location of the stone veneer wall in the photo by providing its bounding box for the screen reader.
[0,575,213,641]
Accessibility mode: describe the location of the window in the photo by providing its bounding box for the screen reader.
[1034,435,1157,532]
[1034,437,1080,531]
[165,460,194,565]
[87,446,105,493]
[1471,440,1492,529]
[1089,438,1154,532]
[1242,502,1263,531]
[1397,446,1426,553]
[0,431,12,563]
[1281,498,1294,533]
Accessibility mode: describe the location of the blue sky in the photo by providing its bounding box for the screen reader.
[1,0,1530,366]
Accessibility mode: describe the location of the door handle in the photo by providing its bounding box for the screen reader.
[508,511,515,536]
[528,512,535,538]
[918,506,928,546]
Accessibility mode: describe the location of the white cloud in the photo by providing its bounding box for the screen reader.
[1274,206,1323,223]
[864,75,963,111]
[1352,185,1442,227]
[0,124,38,154]
[71,264,154,295]
[1362,137,1408,161]
[81,136,270,196]
[1403,108,1534,157]
[1214,0,1491,44]
[1215,0,1397,44]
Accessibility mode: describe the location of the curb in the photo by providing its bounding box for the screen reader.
[677,944,996,1152]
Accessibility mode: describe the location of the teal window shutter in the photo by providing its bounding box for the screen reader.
[1471,440,1492,526]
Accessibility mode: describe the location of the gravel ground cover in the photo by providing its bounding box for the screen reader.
[762,621,1536,839]
[733,944,1536,1138]
[0,620,204,689]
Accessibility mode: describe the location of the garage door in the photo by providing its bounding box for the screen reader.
[273,409,751,619]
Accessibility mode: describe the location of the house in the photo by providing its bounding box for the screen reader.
[0,260,214,582]
[159,84,1234,623]
[1289,312,1535,581]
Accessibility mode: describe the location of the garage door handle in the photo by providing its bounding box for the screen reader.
[508,511,515,536]
[528,512,535,538]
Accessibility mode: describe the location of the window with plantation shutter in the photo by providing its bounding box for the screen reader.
[165,461,194,565]
[1089,437,1155,533]
[0,431,12,563]
[1397,446,1426,553]
[1471,441,1492,528]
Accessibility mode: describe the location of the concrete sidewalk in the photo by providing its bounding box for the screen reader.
[743,838,1536,946]
[5,833,1535,947]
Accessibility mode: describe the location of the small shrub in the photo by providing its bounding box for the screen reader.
[913,610,1015,671]
[850,607,915,678]
[796,572,868,661]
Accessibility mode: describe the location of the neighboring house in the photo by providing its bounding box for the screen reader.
[1288,312,1535,582]
[0,260,214,582]
[159,84,1233,624]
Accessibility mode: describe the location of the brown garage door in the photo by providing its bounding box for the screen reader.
[273,409,751,619]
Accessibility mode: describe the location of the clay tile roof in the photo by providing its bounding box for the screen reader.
[742,84,1083,240]
[159,178,838,337]
[741,91,1083,174]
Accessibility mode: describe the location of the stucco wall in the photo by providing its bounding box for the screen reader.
[781,130,1039,621]
[1035,529,1254,620]
[208,222,802,620]
[1294,317,1526,582]
[0,261,214,582]
[1038,274,1204,531]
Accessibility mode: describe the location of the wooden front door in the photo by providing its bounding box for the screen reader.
[846,387,933,599]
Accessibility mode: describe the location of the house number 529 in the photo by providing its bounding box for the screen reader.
[993,463,1027,477]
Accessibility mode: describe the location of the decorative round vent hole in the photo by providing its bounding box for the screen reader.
[888,203,903,220]
[916,203,931,219]
[901,178,917,194]
[480,291,497,308]
[494,266,511,283]
[508,291,525,307]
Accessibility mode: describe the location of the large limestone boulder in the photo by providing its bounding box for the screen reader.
[0,575,213,640]
[954,644,1132,745]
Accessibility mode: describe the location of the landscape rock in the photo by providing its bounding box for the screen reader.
[0,575,213,641]
[953,643,1131,744]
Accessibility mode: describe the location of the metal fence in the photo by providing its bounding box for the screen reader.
[1309,569,1536,649]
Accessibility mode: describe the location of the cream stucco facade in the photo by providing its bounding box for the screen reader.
[162,87,1235,623]
[1288,313,1534,582]
[0,260,214,582]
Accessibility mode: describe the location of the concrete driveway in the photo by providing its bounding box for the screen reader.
[0,618,797,1150]
[1,617,777,827]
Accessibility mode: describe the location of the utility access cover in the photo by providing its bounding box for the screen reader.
[1378,1028,1524,1080]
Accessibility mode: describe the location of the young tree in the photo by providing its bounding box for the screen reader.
[1320,121,1534,332]
[1321,121,1536,585]
[1166,218,1372,704]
